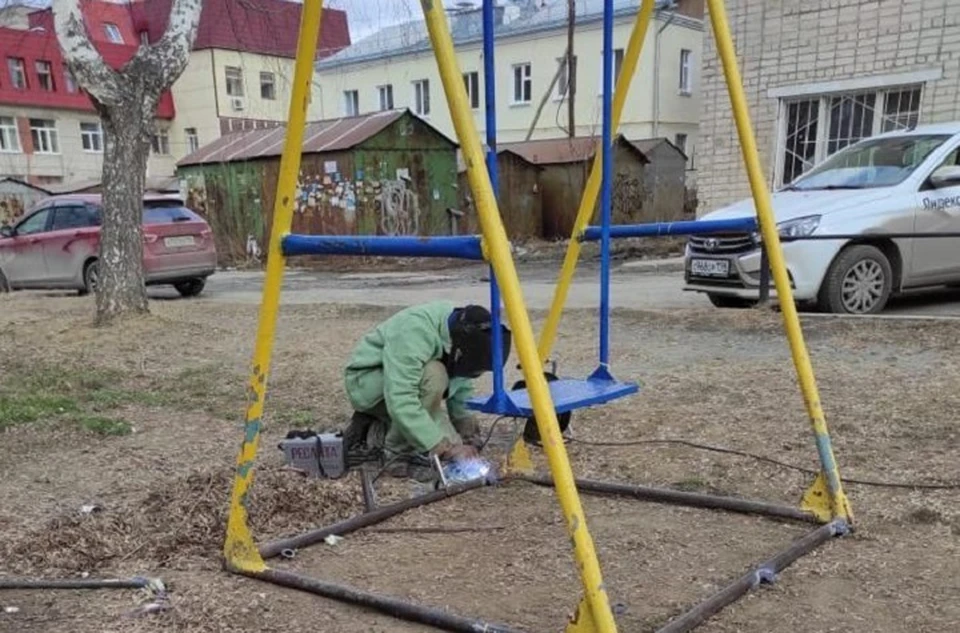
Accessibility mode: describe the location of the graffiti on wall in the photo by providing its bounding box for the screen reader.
[293,168,422,236]
[377,178,419,236]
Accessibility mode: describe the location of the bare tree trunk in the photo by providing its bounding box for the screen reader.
[94,102,154,321]
[566,0,576,138]
[53,0,201,326]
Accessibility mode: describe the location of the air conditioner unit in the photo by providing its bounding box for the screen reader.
[230,97,245,112]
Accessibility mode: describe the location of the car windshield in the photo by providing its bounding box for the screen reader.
[142,202,203,225]
[784,134,952,191]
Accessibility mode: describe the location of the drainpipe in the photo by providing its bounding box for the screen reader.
[653,5,677,138]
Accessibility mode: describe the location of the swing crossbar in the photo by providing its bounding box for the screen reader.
[281,234,486,260]
[581,217,759,241]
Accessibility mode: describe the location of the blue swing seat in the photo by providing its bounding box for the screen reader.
[466,375,639,417]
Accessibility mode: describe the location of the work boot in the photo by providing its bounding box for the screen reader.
[343,411,377,450]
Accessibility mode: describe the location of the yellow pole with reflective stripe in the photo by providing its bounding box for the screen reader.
[538,0,655,363]
[705,0,852,522]
[223,0,324,572]
[418,1,619,631]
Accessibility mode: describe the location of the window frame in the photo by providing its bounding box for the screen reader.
[15,208,52,236]
[185,127,199,154]
[512,63,532,105]
[151,127,170,155]
[103,22,124,44]
[51,204,99,231]
[0,116,20,153]
[598,49,625,95]
[679,49,692,95]
[8,57,26,90]
[35,60,54,92]
[774,84,925,187]
[63,65,77,93]
[29,118,59,155]
[224,66,244,98]
[79,121,103,153]
[462,71,480,110]
[260,71,276,100]
[412,79,431,117]
[377,84,394,111]
[343,89,360,117]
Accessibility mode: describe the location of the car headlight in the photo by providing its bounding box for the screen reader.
[777,215,821,239]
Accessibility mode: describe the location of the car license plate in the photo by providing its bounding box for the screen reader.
[691,258,729,277]
[164,236,195,248]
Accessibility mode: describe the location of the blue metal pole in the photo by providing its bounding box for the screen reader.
[483,0,505,407]
[598,0,614,373]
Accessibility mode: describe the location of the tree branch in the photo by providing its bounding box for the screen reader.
[52,0,121,105]
[139,0,203,88]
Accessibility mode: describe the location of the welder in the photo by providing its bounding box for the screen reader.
[342,301,511,479]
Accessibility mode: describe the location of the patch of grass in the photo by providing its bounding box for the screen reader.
[276,409,316,429]
[77,415,133,437]
[672,477,711,492]
[907,508,945,525]
[0,393,80,430]
[83,387,170,411]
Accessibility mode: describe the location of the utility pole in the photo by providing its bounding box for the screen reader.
[566,0,576,137]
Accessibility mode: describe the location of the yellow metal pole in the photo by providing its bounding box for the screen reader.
[537,0,656,363]
[418,2,619,631]
[223,0,325,572]
[705,0,852,523]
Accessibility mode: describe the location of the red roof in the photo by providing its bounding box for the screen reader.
[131,0,351,59]
[0,26,175,118]
[29,0,141,46]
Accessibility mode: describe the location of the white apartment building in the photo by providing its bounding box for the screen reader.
[697,0,960,212]
[314,0,705,164]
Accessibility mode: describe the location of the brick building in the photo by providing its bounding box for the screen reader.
[697,0,960,213]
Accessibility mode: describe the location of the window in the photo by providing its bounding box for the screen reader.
[35,60,54,91]
[598,49,624,93]
[80,122,103,152]
[151,128,170,155]
[512,63,532,104]
[413,79,430,116]
[343,89,360,116]
[0,116,19,152]
[777,85,924,186]
[16,209,50,235]
[679,49,692,95]
[29,119,58,154]
[185,127,199,153]
[103,23,123,43]
[52,205,100,231]
[8,58,26,89]
[225,66,244,97]
[463,71,479,109]
[674,133,688,156]
[260,72,276,100]
[377,84,394,111]
[64,65,77,93]
[557,55,577,99]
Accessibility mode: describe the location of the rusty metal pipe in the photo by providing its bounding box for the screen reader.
[259,478,488,559]
[517,474,819,524]
[0,577,154,590]
[241,567,522,633]
[656,520,847,633]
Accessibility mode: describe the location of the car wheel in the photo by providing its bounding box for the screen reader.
[174,278,206,298]
[80,259,99,296]
[707,294,757,309]
[818,245,892,315]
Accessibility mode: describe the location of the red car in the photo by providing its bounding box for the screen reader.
[0,193,217,297]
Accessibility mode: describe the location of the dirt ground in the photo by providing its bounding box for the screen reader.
[1,292,959,633]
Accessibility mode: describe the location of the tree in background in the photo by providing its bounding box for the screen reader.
[52,0,202,325]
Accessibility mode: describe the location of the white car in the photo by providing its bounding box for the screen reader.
[685,123,960,314]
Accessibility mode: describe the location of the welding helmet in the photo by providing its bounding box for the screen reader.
[446,305,512,378]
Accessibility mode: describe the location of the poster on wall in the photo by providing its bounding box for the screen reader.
[324,161,338,175]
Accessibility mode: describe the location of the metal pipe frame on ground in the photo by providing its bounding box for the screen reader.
[0,577,156,590]
[655,520,849,633]
[517,474,819,524]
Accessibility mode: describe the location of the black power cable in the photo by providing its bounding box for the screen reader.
[568,437,960,490]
